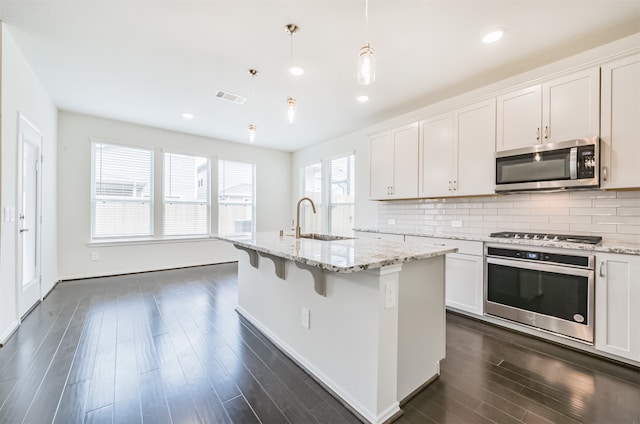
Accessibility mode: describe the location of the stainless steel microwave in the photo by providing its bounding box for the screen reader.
[495,138,599,193]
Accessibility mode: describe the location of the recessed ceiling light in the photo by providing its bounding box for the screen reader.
[357,95,369,102]
[182,112,194,119]
[289,65,304,76]
[483,29,505,44]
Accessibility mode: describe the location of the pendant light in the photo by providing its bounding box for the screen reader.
[357,0,375,85]
[287,97,297,124]
[284,24,303,76]
[284,24,301,124]
[247,69,258,143]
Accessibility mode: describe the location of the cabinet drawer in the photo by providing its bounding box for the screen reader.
[405,235,483,256]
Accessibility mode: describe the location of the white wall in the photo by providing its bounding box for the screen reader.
[292,33,640,234]
[57,111,292,280]
[0,23,58,342]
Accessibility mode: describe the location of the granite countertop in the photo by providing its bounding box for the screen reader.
[353,228,640,256]
[215,232,457,273]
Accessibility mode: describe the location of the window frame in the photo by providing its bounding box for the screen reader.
[90,138,155,241]
[299,151,355,236]
[217,158,257,238]
[162,150,212,237]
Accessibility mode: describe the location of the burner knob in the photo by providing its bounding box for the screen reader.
[533,235,540,240]
[514,234,520,239]
[524,234,530,239]
[542,235,549,241]
[552,236,560,241]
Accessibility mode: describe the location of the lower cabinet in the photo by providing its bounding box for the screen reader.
[406,236,484,316]
[595,252,640,362]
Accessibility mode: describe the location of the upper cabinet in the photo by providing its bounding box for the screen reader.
[369,123,419,200]
[496,67,600,151]
[600,54,640,189]
[419,99,496,198]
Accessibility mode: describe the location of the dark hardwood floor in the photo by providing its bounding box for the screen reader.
[0,263,639,424]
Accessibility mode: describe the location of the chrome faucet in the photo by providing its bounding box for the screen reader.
[295,197,317,239]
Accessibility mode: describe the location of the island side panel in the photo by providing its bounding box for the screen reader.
[397,256,446,402]
[235,252,401,423]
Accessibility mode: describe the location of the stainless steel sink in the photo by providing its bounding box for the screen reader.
[299,233,354,241]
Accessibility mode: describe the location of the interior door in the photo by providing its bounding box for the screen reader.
[17,114,43,317]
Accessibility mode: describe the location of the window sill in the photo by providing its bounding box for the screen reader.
[87,235,221,248]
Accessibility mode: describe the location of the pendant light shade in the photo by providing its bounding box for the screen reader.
[287,97,297,123]
[358,44,375,85]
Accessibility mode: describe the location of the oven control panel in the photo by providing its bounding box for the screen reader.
[486,246,592,269]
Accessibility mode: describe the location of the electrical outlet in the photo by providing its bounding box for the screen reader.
[91,251,99,261]
[388,218,396,225]
[301,307,310,329]
[384,282,396,309]
[451,220,463,228]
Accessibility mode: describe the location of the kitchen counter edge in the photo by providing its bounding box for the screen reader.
[215,233,457,273]
[353,228,640,256]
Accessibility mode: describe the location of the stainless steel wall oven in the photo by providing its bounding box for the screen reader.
[484,240,597,344]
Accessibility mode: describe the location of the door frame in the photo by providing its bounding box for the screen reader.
[16,112,44,319]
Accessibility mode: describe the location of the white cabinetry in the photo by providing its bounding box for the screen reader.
[496,67,600,151]
[600,54,640,189]
[405,235,483,316]
[419,99,496,197]
[595,253,640,362]
[369,123,419,200]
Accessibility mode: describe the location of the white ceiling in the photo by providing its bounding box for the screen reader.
[1,1,639,152]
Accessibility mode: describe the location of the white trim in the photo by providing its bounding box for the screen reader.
[0,320,20,347]
[87,235,223,247]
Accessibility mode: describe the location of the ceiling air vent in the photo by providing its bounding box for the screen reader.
[215,90,247,105]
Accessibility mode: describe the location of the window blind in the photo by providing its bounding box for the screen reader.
[218,160,255,236]
[164,153,210,236]
[91,143,153,238]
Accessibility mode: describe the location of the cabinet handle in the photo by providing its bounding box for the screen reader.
[544,125,549,139]
[536,128,540,141]
[599,261,605,278]
[453,180,457,191]
[602,166,608,181]
[448,181,452,191]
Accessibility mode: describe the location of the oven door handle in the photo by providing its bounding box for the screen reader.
[487,257,594,278]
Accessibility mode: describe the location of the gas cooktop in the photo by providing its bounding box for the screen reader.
[489,231,602,245]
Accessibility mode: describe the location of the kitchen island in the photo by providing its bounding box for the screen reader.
[215,232,456,424]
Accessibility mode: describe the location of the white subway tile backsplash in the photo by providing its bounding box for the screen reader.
[570,207,617,216]
[594,197,640,207]
[618,225,640,235]
[375,190,640,242]
[531,207,569,216]
[618,207,640,216]
[570,223,617,234]
[550,215,592,224]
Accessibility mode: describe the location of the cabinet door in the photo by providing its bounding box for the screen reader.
[595,253,640,361]
[496,85,542,151]
[601,54,640,189]
[542,67,600,143]
[445,253,484,316]
[391,124,419,199]
[370,132,394,199]
[419,112,453,197]
[454,99,496,196]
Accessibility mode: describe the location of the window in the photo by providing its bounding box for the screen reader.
[164,152,210,236]
[301,162,323,234]
[300,153,355,236]
[218,160,255,236]
[328,155,355,235]
[91,142,153,238]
